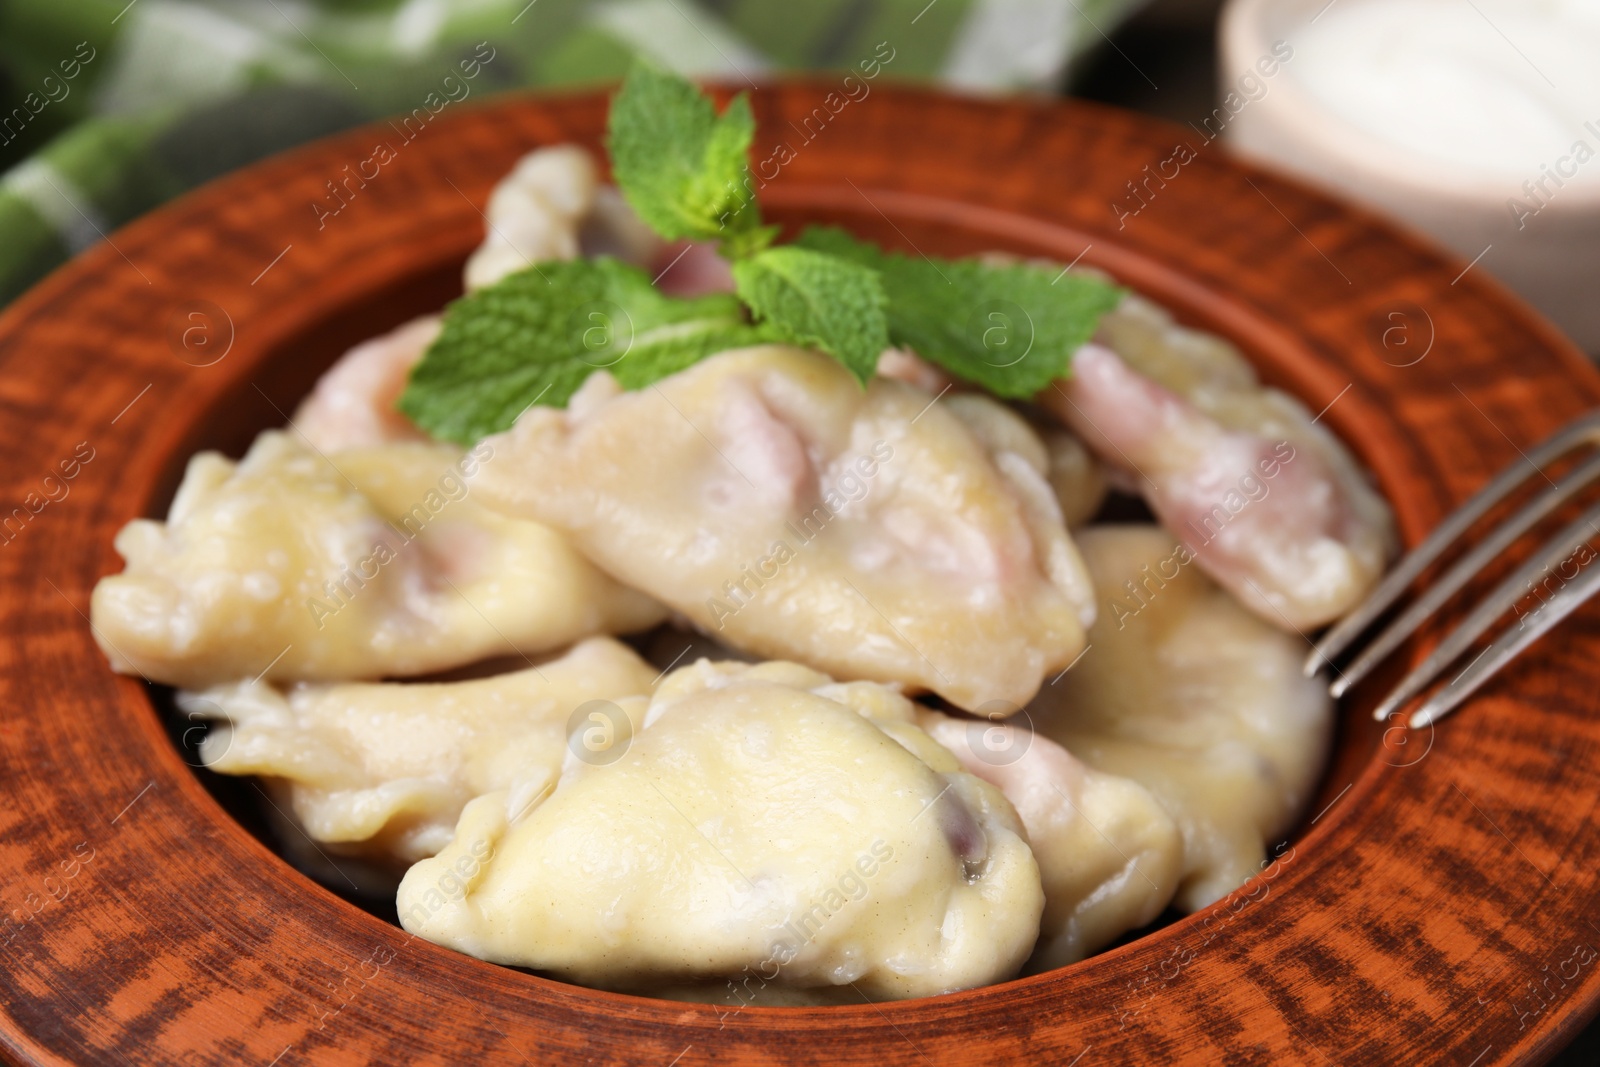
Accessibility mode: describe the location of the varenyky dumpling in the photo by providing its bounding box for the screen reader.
[293,146,673,456]
[1041,292,1395,630]
[1039,422,1107,528]
[180,636,658,866]
[918,710,1182,968]
[462,142,730,298]
[90,432,664,688]
[292,316,440,454]
[473,346,1094,712]
[398,659,1044,1000]
[1027,525,1332,911]
[463,144,661,291]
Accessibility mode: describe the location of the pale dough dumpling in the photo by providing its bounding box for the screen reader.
[474,346,1094,712]
[1027,525,1332,911]
[291,316,441,454]
[90,431,664,688]
[398,659,1044,1000]
[294,146,668,455]
[1040,425,1107,527]
[463,144,661,291]
[1041,293,1395,630]
[918,710,1181,968]
[179,637,659,866]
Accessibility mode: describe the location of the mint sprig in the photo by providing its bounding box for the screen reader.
[793,226,1124,399]
[607,62,777,259]
[731,247,887,386]
[398,62,1125,442]
[398,258,768,444]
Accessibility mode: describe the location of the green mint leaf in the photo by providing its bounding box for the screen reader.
[399,258,767,443]
[794,226,1125,398]
[730,246,888,387]
[607,61,775,256]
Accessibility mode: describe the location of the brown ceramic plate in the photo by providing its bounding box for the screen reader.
[2,83,1598,1066]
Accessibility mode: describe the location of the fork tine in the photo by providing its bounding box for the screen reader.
[1305,409,1600,677]
[1369,497,1600,723]
[1408,554,1600,728]
[1329,450,1600,698]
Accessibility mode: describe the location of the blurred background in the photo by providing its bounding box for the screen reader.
[2,0,1597,1058]
[5,0,1599,351]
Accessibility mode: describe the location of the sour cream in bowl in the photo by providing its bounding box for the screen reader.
[1221,0,1600,351]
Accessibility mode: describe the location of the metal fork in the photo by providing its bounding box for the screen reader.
[1305,410,1600,729]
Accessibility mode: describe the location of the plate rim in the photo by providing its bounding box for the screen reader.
[1,80,1597,1066]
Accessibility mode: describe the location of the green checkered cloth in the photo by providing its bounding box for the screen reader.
[0,0,1143,306]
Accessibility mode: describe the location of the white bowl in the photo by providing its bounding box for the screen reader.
[1220,0,1600,353]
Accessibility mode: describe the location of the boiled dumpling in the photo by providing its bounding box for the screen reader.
[294,146,667,454]
[1041,293,1395,630]
[179,637,658,866]
[291,316,441,453]
[90,432,664,688]
[397,659,1044,999]
[1026,525,1332,910]
[463,144,661,291]
[466,142,732,297]
[1040,424,1107,527]
[919,710,1181,968]
[473,346,1094,712]
[463,144,596,289]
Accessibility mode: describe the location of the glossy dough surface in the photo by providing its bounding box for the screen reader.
[398,660,1044,999]
[182,637,659,865]
[474,346,1094,712]
[90,432,664,687]
[1028,525,1333,911]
